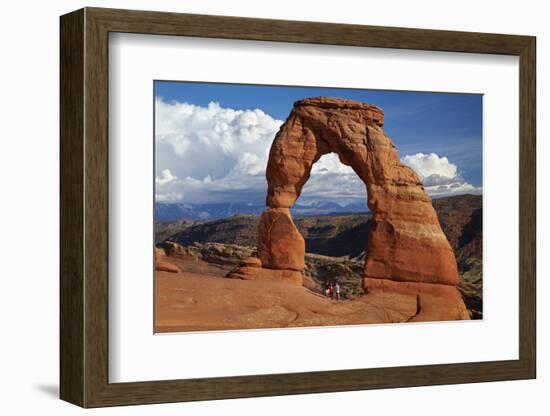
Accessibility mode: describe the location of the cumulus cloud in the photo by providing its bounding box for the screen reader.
[300,153,367,204]
[401,152,482,197]
[155,98,283,203]
[154,169,183,202]
[155,99,480,205]
[155,169,177,186]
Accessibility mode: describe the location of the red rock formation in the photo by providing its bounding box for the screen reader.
[258,208,305,271]
[155,247,180,273]
[227,266,303,286]
[229,96,468,320]
[226,251,303,285]
[240,256,262,268]
[364,278,470,321]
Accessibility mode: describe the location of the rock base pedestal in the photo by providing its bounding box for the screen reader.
[364,277,470,321]
[226,256,303,286]
[227,267,303,286]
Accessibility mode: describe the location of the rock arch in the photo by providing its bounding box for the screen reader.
[230,97,469,320]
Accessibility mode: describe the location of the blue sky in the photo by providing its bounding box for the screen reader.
[154,81,482,205]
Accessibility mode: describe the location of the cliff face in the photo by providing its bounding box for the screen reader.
[433,194,482,268]
[432,194,482,318]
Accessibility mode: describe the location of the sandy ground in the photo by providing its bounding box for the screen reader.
[154,258,419,333]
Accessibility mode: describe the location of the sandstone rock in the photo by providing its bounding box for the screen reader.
[240,256,262,268]
[226,97,464,314]
[262,96,459,287]
[156,262,180,273]
[160,241,256,267]
[155,247,164,259]
[227,266,303,286]
[159,241,196,258]
[364,278,470,321]
[155,247,180,273]
[302,274,317,291]
[258,208,305,271]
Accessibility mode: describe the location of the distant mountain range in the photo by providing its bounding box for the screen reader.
[155,200,369,221]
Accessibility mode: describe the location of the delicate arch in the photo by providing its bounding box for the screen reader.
[258,97,459,288]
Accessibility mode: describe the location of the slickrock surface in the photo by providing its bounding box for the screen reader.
[154,247,180,273]
[155,258,418,333]
[154,243,471,331]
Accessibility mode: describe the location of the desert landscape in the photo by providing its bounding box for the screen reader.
[154,194,482,332]
[154,96,482,333]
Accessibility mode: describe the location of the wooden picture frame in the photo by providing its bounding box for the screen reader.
[60,7,536,408]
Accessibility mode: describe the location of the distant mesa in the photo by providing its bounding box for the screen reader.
[225,96,469,320]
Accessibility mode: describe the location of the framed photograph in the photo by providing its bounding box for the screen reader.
[60,7,536,408]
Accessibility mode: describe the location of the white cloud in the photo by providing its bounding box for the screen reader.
[301,153,367,204]
[401,152,482,197]
[402,152,457,180]
[155,169,183,202]
[155,191,184,203]
[311,152,355,175]
[155,98,283,203]
[155,99,481,205]
[155,169,177,186]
